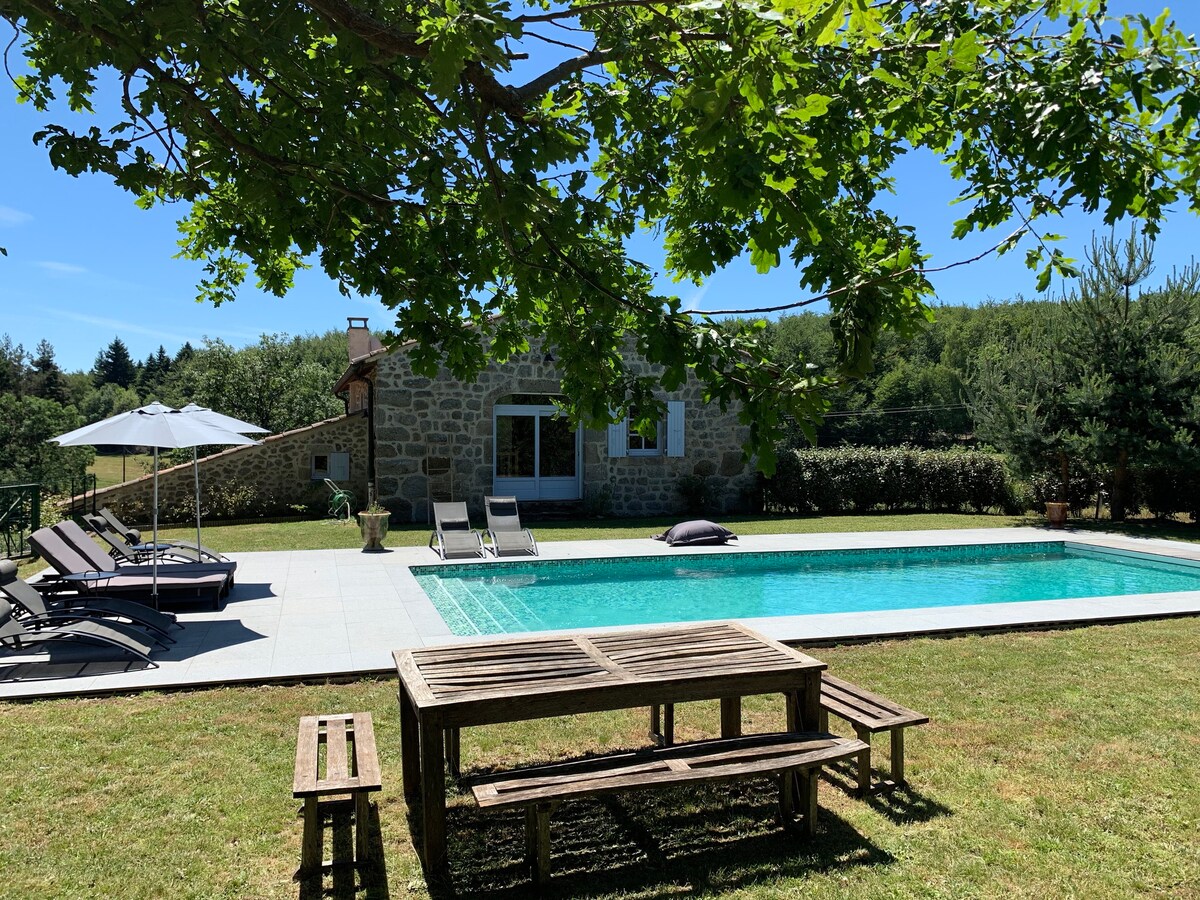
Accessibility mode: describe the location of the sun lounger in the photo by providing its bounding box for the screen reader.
[1,598,157,668]
[49,521,236,579]
[0,559,177,645]
[96,506,230,563]
[29,527,232,609]
[82,514,205,565]
[483,495,538,557]
[428,502,485,559]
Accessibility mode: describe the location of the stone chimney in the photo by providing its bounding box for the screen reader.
[347,317,382,361]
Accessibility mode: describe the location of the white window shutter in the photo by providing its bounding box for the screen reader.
[666,401,685,457]
[329,452,350,481]
[607,420,628,458]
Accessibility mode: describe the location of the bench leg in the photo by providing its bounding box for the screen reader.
[525,803,554,885]
[890,727,905,786]
[798,770,818,838]
[854,726,872,796]
[778,771,798,827]
[355,793,372,865]
[299,796,321,878]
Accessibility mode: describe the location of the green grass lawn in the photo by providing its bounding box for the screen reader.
[154,511,1032,554]
[86,453,154,488]
[2,618,1198,899]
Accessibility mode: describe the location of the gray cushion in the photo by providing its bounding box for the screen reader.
[661,520,736,547]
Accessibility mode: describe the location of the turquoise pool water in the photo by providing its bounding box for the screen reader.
[411,541,1200,636]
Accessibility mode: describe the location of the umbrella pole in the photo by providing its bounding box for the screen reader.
[152,446,159,611]
[194,448,202,556]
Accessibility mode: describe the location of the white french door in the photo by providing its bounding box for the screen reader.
[492,404,581,501]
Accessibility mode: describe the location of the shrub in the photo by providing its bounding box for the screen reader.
[764,447,1015,515]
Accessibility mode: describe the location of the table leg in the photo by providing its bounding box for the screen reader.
[398,685,420,802]
[445,727,461,778]
[799,672,821,732]
[420,714,447,872]
[719,697,741,737]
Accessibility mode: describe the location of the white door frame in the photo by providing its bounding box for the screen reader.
[492,404,582,501]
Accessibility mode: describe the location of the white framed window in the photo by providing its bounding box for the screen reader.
[608,401,685,459]
[626,413,663,456]
[312,451,349,481]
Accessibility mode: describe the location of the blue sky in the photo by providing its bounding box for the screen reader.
[1,3,1198,371]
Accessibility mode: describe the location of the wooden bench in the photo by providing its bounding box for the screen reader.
[819,674,929,794]
[293,712,383,879]
[471,731,867,884]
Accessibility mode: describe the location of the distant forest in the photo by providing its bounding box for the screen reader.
[6,233,1200,522]
[0,330,350,493]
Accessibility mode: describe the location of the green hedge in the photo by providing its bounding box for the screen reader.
[765,447,1016,515]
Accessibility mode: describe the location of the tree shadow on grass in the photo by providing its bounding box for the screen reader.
[423,779,893,899]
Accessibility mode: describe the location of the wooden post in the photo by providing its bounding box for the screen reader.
[664,703,674,745]
[799,771,818,838]
[890,727,905,785]
[535,806,552,883]
[854,726,871,795]
[785,690,799,733]
[649,705,662,745]
[398,687,420,802]
[420,713,447,871]
[355,792,371,864]
[778,772,795,827]
[719,697,741,738]
[300,796,321,877]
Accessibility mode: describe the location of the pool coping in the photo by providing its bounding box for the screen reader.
[4,525,1200,700]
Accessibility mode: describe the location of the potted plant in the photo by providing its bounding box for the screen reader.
[358,500,390,552]
[1044,451,1070,529]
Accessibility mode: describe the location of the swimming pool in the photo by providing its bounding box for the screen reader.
[411,541,1200,637]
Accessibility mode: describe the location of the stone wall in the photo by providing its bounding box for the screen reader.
[367,339,758,521]
[88,412,369,524]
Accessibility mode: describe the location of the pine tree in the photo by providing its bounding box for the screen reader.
[92,337,137,388]
[27,339,70,404]
[0,334,28,395]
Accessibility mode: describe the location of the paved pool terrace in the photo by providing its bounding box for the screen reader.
[4,526,1200,700]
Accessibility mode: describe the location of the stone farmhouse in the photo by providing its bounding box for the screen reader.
[335,319,758,521]
[88,319,759,522]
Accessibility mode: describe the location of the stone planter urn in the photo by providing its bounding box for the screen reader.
[1044,501,1069,529]
[358,510,390,552]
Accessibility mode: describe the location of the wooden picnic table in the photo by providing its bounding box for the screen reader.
[393,621,827,872]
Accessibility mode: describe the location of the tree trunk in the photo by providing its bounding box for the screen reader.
[1110,449,1131,522]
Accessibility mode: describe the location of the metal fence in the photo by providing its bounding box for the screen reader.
[0,483,41,558]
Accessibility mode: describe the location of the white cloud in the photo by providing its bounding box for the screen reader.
[36,260,89,276]
[0,205,32,227]
[44,307,198,345]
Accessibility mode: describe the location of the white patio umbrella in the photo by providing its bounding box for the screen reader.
[177,404,269,556]
[51,402,259,606]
